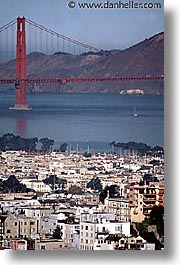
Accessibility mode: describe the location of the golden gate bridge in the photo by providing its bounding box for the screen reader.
[0,17,164,110]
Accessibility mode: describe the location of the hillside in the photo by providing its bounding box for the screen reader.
[0,32,164,94]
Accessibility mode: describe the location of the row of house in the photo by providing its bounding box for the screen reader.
[0,208,155,250]
[0,150,164,250]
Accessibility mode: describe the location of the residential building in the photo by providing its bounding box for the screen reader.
[104,196,130,221]
[4,217,38,239]
[0,215,7,248]
[80,212,130,250]
[129,183,164,222]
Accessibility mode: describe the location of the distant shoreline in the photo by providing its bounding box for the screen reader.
[0,133,164,154]
[0,88,164,96]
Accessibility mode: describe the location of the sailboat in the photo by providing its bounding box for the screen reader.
[133,106,138,117]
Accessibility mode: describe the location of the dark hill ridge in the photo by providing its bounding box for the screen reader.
[0,32,164,94]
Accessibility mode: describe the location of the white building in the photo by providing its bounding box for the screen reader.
[64,223,80,249]
[80,212,130,250]
[40,212,66,236]
[21,179,52,193]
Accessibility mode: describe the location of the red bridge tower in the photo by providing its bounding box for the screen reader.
[10,17,31,110]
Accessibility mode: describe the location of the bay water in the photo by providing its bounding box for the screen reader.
[0,90,164,152]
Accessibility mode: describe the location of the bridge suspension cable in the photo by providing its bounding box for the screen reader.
[26,18,100,52]
[0,19,16,33]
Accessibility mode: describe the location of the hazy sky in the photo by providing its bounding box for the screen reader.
[0,0,164,50]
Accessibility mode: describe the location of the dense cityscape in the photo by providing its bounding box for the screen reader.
[0,0,165,258]
[0,137,164,251]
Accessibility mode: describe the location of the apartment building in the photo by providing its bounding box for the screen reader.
[4,217,38,239]
[0,215,7,248]
[64,223,80,249]
[104,197,130,221]
[79,212,130,250]
[129,182,164,222]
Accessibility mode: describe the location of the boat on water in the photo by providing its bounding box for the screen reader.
[120,89,144,95]
[133,107,139,117]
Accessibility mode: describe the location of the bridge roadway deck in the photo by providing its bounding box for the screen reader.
[0,75,164,85]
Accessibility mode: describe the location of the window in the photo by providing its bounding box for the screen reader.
[7,229,11,233]
[85,226,88,230]
[41,246,45,250]
[137,240,142,243]
[14,222,18,226]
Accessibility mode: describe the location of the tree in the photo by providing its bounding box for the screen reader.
[60,143,68,152]
[87,177,102,192]
[43,176,67,190]
[69,185,82,195]
[0,134,38,151]
[28,137,38,151]
[52,225,62,239]
[83,152,91,158]
[149,205,164,237]
[135,205,164,249]
[136,222,164,250]
[2,175,34,193]
[39,138,54,152]
[99,185,120,204]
